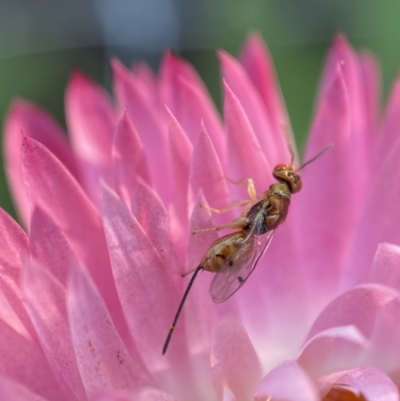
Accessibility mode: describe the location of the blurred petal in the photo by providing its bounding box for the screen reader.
[370,243,400,291]
[298,325,369,378]
[255,360,319,401]
[0,375,50,401]
[210,319,262,401]
[317,367,399,401]
[307,284,400,340]
[344,138,400,287]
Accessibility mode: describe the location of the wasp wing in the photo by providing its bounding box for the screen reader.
[209,230,275,303]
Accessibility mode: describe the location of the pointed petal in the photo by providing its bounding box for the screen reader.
[219,50,286,164]
[111,59,172,203]
[101,185,187,364]
[223,80,271,196]
[255,360,319,401]
[22,258,86,401]
[21,136,129,343]
[298,325,369,378]
[240,33,291,151]
[167,108,192,253]
[160,52,225,159]
[0,208,36,337]
[211,319,262,401]
[65,70,116,207]
[189,125,230,219]
[0,318,64,400]
[133,61,157,99]
[29,206,78,286]
[112,111,150,205]
[130,179,182,278]
[3,100,79,224]
[295,64,352,299]
[67,263,151,398]
[317,367,399,401]
[370,243,400,291]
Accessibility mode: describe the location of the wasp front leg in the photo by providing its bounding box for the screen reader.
[192,216,249,235]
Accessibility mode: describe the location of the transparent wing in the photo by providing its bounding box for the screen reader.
[209,230,275,303]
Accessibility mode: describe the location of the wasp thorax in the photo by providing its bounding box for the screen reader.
[272,164,302,193]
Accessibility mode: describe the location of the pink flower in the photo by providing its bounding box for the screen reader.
[2,33,400,400]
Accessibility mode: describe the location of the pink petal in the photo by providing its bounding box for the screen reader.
[111,59,172,204]
[298,325,369,378]
[29,206,77,286]
[219,50,286,165]
[132,387,182,401]
[133,61,157,99]
[239,33,291,156]
[0,318,63,400]
[21,136,130,344]
[67,262,151,398]
[255,360,319,401]
[210,319,262,401]
[130,179,182,279]
[21,258,86,401]
[3,100,79,225]
[378,74,400,167]
[184,196,240,358]
[167,108,192,253]
[370,243,400,291]
[317,367,399,401]
[101,185,188,364]
[160,52,225,159]
[92,387,182,401]
[223,80,271,198]
[295,63,352,300]
[0,375,50,401]
[65,70,116,207]
[307,284,399,341]
[343,137,400,287]
[189,125,231,223]
[0,208,36,337]
[112,111,150,205]
[359,52,380,139]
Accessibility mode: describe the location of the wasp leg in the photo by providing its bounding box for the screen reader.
[192,216,249,235]
[224,176,258,201]
[200,199,250,214]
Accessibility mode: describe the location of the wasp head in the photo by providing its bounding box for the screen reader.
[272,164,302,193]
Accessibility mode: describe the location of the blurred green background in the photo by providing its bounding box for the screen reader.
[1,0,400,217]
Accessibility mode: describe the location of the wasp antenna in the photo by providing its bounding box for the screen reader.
[295,144,333,172]
[162,265,203,355]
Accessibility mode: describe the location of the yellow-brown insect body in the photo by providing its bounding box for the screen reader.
[200,229,250,273]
